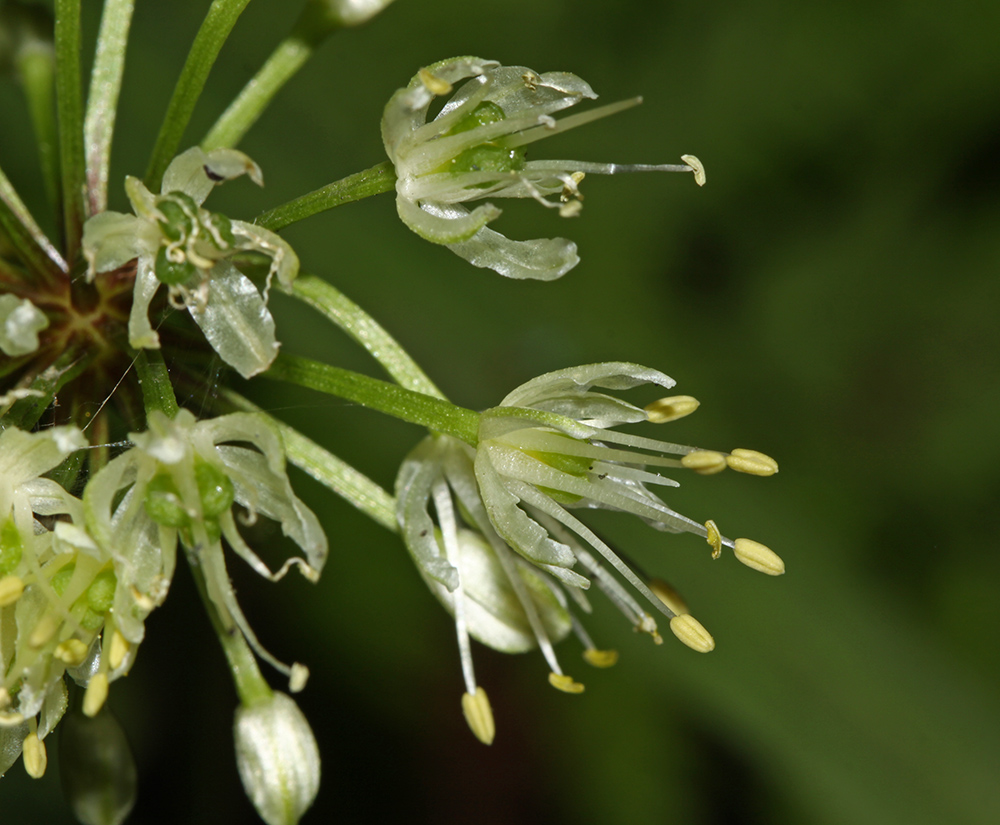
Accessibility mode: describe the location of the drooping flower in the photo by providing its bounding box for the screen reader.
[82,147,299,378]
[396,363,783,741]
[382,56,704,280]
[83,409,327,689]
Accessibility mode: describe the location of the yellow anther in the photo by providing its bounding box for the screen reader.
[108,630,130,670]
[649,578,689,616]
[461,687,496,746]
[725,448,779,476]
[734,538,785,576]
[55,639,90,667]
[0,687,10,708]
[419,68,452,96]
[669,614,715,653]
[559,200,583,218]
[681,154,706,186]
[289,663,310,693]
[548,672,585,694]
[522,70,540,90]
[23,732,47,779]
[29,613,60,648]
[83,672,109,717]
[583,649,619,668]
[0,575,24,607]
[680,450,727,475]
[645,395,700,424]
[704,519,723,560]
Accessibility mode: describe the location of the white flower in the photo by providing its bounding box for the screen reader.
[382,56,703,280]
[396,365,783,740]
[84,409,327,688]
[82,147,299,378]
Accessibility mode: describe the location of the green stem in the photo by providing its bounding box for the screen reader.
[254,161,395,231]
[84,0,136,216]
[201,34,313,151]
[16,44,59,214]
[289,275,443,398]
[54,0,86,262]
[144,0,254,191]
[262,353,480,445]
[0,165,66,281]
[185,545,272,706]
[134,349,179,420]
[222,390,397,532]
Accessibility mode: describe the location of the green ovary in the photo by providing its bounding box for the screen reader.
[436,102,526,178]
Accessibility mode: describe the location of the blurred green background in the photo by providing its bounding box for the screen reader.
[3,0,999,822]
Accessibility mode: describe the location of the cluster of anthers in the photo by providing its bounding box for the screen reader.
[396,363,782,744]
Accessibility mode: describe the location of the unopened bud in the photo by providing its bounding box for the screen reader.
[669,614,715,653]
[234,692,320,825]
[733,538,785,575]
[461,687,495,746]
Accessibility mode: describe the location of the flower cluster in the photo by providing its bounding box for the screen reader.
[397,363,782,743]
[383,56,704,280]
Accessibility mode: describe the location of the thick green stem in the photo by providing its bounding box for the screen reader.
[289,275,443,398]
[134,350,179,420]
[254,161,395,231]
[202,35,313,151]
[84,0,136,216]
[262,354,480,446]
[54,0,86,262]
[144,0,254,191]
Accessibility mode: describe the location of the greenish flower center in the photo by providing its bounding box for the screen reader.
[436,102,526,179]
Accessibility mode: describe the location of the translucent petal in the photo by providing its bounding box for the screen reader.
[127,259,162,349]
[501,362,675,408]
[161,146,262,204]
[189,262,279,378]
[395,196,500,245]
[446,220,578,281]
[81,211,152,277]
[0,295,48,356]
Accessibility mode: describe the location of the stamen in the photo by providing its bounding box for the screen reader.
[108,629,130,670]
[419,68,453,96]
[669,614,715,653]
[503,97,645,149]
[681,450,728,475]
[23,732,47,779]
[645,395,700,423]
[29,613,60,648]
[433,480,477,697]
[583,649,619,668]
[55,639,90,666]
[83,672,109,717]
[462,687,496,745]
[548,672,585,693]
[704,519,723,560]
[725,448,779,476]
[733,538,785,575]
[0,575,24,607]
[681,154,706,186]
[649,578,688,616]
[289,663,310,693]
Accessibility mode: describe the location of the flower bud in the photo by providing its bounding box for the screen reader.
[234,692,320,825]
[59,705,137,825]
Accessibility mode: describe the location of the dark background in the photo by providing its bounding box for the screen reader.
[2,0,999,822]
